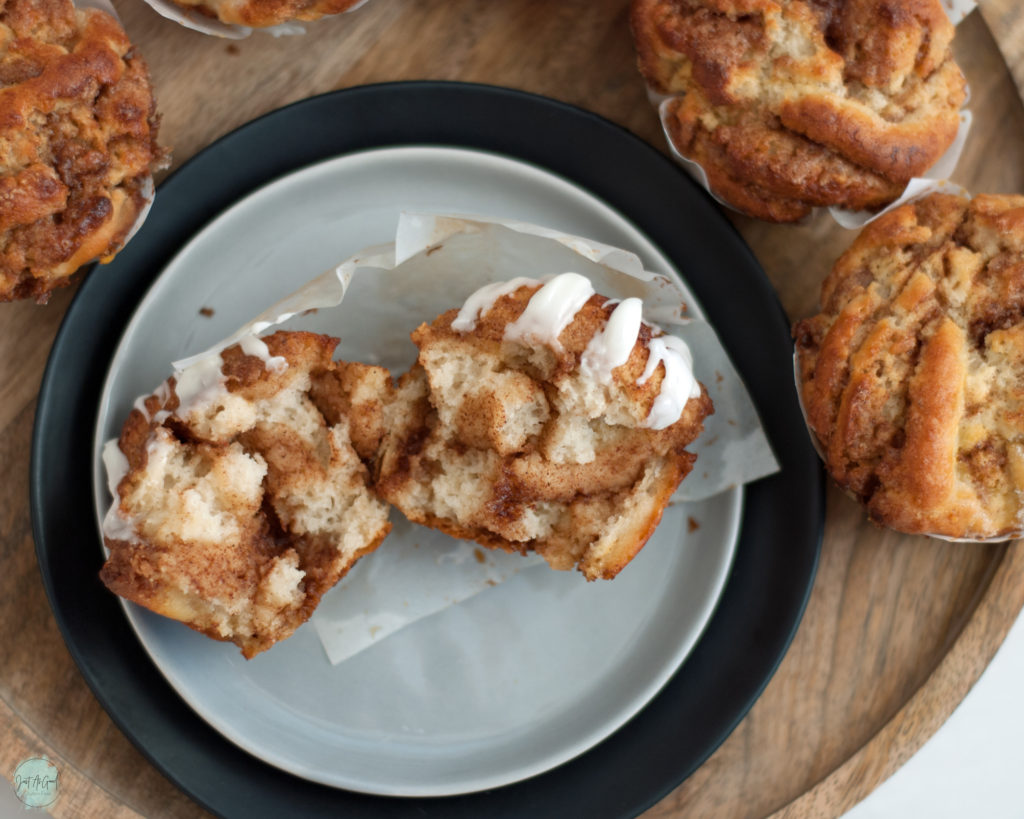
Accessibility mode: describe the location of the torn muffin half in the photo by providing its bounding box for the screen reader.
[100,330,392,658]
[375,273,714,580]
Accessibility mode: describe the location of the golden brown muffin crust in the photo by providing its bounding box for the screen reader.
[630,0,965,222]
[0,0,165,302]
[794,193,1024,538]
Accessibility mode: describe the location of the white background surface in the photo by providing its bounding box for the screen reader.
[843,607,1024,819]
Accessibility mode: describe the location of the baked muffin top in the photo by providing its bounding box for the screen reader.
[167,0,362,28]
[794,193,1024,538]
[0,0,165,302]
[630,0,966,222]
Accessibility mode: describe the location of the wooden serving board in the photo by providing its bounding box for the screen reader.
[1,3,1023,817]
[981,0,1024,103]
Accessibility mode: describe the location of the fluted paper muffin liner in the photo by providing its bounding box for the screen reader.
[143,0,369,39]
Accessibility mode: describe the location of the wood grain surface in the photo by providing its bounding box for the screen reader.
[2,2,1023,817]
[981,0,1024,103]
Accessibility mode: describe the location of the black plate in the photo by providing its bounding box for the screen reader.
[31,82,823,818]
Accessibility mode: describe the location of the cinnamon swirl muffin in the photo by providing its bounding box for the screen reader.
[630,0,966,222]
[794,193,1024,538]
[0,0,165,302]
[375,274,714,580]
[101,331,392,657]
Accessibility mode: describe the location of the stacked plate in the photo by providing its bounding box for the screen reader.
[31,82,823,818]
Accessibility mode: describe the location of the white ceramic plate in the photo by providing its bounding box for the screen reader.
[91,146,741,796]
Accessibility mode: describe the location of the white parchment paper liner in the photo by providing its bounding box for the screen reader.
[113,213,780,663]
[650,0,976,229]
[142,0,368,38]
[940,0,976,26]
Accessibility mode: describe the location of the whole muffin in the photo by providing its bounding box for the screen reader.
[166,0,363,28]
[630,0,966,222]
[794,193,1024,539]
[375,274,714,580]
[0,0,165,302]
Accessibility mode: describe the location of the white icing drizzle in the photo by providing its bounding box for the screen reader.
[503,272,595,353]
[580,297,642,384]
[451,277,540,332]
[104,335,291,545]
[453,272,700,430]
[101,438,136,543]
[133,380,172,425]
[638,334,701,430]
[240,334,288,374]
[174,333,288,417]
[173,352,227,416]
[103,438,129,497]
